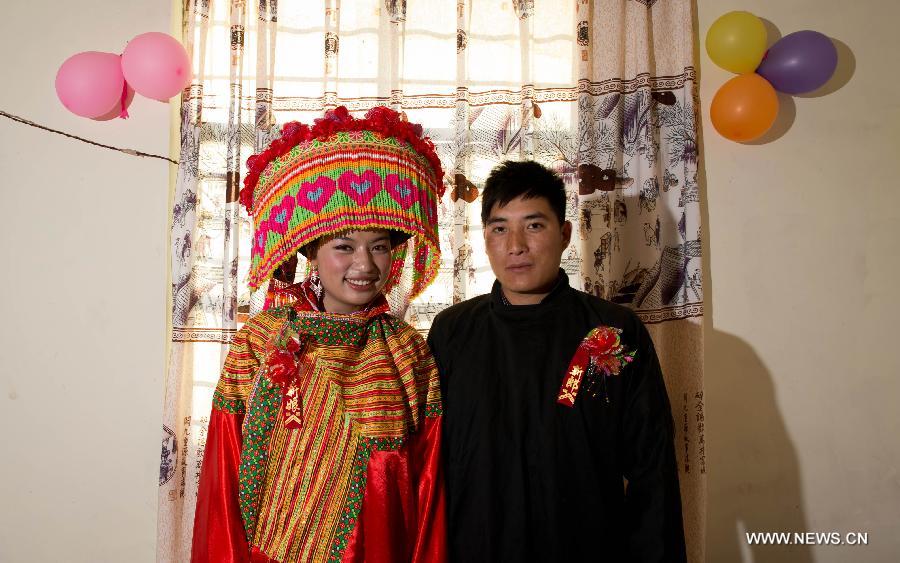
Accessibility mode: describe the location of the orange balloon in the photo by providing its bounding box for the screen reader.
[710,74,779,142]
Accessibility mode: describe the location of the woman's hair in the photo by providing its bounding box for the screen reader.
[303,229,408,259]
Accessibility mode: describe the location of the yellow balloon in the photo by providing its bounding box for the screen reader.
[706,11,768,74]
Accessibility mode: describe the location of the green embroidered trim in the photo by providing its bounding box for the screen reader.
[212,392,245,414]
[326,436,405,562]
[291,314,371,347]
[237,375,282,538]
[425,402,443,417]
[371,318,401,338]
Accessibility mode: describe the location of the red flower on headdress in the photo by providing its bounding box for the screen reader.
[269,137,287,154]
[281,121,305,140]
[365,105,401,128]
[239,184,254,210]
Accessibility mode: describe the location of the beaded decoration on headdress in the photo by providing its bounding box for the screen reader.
[240,106,444,300]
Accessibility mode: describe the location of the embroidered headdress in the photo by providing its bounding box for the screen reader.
[240,106,444,301]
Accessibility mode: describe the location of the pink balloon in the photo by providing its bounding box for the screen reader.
[92,84,135,121]
[122,32,191,101]
[55,51,125,118]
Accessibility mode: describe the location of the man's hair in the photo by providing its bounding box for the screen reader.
[481,160,566,225]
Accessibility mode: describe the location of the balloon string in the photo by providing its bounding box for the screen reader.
[0,109,177,165]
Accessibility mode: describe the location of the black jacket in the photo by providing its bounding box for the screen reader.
[427,271,687,562]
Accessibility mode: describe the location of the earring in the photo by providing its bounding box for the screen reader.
[309,265,324,301]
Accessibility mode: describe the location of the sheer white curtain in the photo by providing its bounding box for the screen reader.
[159,1,705,560]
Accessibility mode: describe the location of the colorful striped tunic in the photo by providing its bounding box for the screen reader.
[192,299,445,563]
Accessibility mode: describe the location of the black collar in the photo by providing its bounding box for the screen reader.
[490,269,570,312]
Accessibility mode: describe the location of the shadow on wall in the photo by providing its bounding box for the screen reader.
[743,93,795,145]
[704,328,814,563]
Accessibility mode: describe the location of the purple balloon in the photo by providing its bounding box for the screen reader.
[757,30,838,94]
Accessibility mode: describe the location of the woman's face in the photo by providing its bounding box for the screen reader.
[310,230,393,313]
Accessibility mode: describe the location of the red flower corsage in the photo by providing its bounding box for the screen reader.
[557,326,635,407]
[264,332,309,429]
[264,336,302,387]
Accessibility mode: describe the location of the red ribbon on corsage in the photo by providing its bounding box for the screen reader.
[264,334,308,429]
[557,325,635,407]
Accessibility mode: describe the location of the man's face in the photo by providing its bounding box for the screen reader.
[484,195,571,305]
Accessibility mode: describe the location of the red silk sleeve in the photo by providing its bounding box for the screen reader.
[410,414,447,563]
[191,409,252,563]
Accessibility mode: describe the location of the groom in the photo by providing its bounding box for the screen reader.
[427,160,686,562]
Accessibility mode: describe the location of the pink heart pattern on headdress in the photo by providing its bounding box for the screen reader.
[337,170,383,206]
[268,194,297,233]
[384,174,418,210]
[296,176,337,213]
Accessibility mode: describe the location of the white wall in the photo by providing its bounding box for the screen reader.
[0,2,171,562]
[698,1,900,562]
